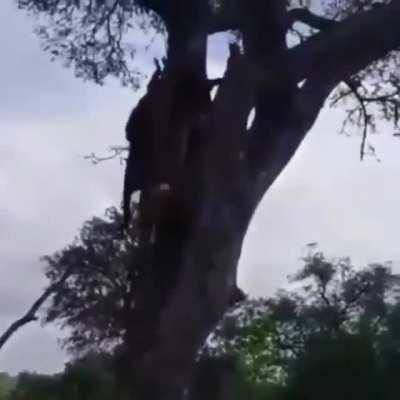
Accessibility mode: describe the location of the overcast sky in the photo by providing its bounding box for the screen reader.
[2,0,400,375]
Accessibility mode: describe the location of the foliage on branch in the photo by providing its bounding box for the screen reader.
[6,352,118,400]
[16,0,164,86]
[206,250,400,394]
[42,206,144,354]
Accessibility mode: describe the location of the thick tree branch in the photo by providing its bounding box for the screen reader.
[211,46,259,178]
[288,8,338,31]
[208,6,338,40]
[135,0,168,19]
[0,267,72,350]
[207,0,241,34]
[248,76,334,212]
[289,2,400,86]
[246,1,400,210]
[207,17,237,34]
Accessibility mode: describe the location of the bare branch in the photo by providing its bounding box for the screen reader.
[0,267,73,350]
[84,145,128,165]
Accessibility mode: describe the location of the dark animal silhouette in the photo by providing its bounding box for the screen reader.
[122,59,222,232]
[123,62,163,230]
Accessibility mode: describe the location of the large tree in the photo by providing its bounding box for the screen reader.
[16,0,400,398]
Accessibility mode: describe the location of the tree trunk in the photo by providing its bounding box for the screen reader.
[125,62,276,400]
[124,3,337,399]
[129,25,284,400]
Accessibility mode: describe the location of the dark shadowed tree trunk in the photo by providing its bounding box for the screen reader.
[121,1,400,398]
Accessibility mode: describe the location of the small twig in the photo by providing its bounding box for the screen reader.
[345,79,370,160]
[84,146,129,165]
[91,0,119,37]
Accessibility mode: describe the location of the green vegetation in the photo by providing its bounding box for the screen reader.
[5,247,400,399]
[203,250,400,399]
[0,353,119,400]
[0,374,16,400]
